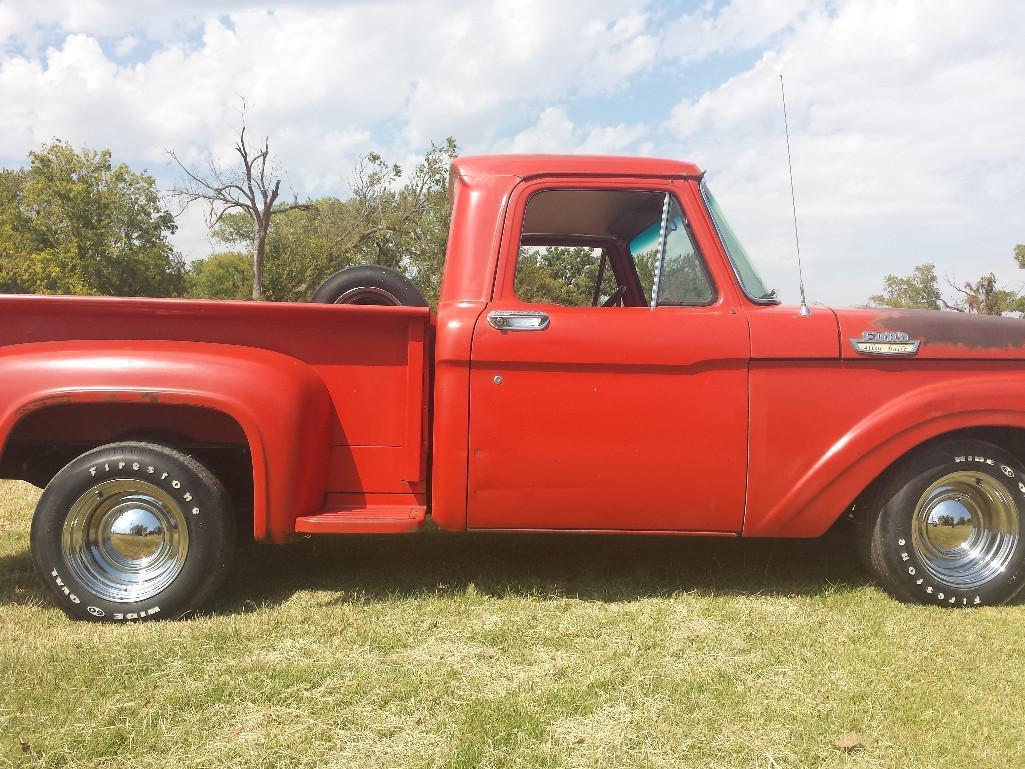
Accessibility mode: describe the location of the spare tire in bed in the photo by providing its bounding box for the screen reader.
[310,265,427,306]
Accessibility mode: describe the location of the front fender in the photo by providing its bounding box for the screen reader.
[0,341,333,543]
[747,374,1025,537]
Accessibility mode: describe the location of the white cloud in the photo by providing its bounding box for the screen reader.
[504,107,648,155]
[661,0,812,63]
[0,2,659,234]
[113,34,140,58]
[0,1,657,160]
[663,0,1025,305]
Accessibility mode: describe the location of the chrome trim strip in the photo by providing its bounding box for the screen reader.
[649,193,671,310]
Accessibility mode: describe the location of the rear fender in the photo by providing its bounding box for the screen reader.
[0,341,333,543]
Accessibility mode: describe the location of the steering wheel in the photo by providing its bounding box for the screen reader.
[601,285,628,307]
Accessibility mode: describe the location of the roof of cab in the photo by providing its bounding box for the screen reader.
[451,154,704,179]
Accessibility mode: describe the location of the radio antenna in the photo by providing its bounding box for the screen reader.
[779,73,810,317]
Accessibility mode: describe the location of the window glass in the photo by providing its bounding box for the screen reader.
[701,182,775,302]
[514,246,618,307]
[654,197,715,306]
[628,220,659,300]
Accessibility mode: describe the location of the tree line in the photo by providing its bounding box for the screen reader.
[0,135,457,305]
[868,252,1025,314]
[1,134,1021,313]
[0,142,185,297]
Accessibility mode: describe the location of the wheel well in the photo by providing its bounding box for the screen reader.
[891,426,1025,476]
[848,425,1025,524]
[946,426,1025,460]
[0,402,254,539]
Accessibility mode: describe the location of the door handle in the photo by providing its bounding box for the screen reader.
[487,310,550,331]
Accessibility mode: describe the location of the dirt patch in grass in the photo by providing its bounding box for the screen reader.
[1,480,1023,768]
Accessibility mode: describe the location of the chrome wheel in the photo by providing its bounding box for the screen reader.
[333,285,401,305]
[61,479,189,603]
[911,471,1020,590]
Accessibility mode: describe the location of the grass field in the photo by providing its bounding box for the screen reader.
[2,480,1024,768]
[925,524,973,549]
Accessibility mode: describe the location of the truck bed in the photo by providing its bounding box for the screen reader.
[0,294,432,536]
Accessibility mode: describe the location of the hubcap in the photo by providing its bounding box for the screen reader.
[911,471,1020,590]
[62,479,189,603]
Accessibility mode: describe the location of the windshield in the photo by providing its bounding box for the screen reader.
[700,182,776,303]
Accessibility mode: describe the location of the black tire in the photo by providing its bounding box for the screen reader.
[856,439,1025,607]
[310,265,427,306]
[30,442,236,622]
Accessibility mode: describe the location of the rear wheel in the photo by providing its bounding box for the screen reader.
[30,442,236,621]
[857,439,1025,606]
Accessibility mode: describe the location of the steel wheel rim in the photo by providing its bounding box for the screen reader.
[62,479,189,602]
[911,470,1019,590]
[333,286,401,305]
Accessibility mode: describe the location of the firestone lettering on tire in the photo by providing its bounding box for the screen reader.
[85,462,199,514]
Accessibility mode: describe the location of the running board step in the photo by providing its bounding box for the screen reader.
[295,506,427,535]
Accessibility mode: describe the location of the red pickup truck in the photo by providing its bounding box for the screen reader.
[4,154,1025,621]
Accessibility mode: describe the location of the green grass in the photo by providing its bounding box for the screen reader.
[926,524,973,549]
[1,480,1024,768]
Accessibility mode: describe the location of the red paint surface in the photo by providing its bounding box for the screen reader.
[467,176,748,531]
[0,297,429,542]
[2,154,1025,543]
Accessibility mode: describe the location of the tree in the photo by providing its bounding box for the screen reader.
[0,168,32,292]
[381,138,458,303]
[868,263,944,310]
[948,273,1024,315]
[170,111,312,300]
[185,251,252,300]
[201,139,457,304]
[0,141,184,296]
[869,246,1025,316]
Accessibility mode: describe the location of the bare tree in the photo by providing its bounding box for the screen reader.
[169,112,312,300]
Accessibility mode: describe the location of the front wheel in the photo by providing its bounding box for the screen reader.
[858,439,1025,607]
[30,442,236,621]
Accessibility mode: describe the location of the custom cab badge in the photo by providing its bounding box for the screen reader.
[850,330,921,355]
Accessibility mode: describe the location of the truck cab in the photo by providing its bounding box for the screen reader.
[432,155,837,537]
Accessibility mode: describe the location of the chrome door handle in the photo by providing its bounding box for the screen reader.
[487,310,550,331]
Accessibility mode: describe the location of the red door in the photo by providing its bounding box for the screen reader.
[466,180,750,532]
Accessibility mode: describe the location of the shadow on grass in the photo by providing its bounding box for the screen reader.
[0,525,873,614]
[0,547,46,609]
[214,523,872,614]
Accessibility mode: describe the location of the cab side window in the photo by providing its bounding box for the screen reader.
[513,189,714,307]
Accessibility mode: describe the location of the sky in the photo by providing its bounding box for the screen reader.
[0,0,1022,307]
